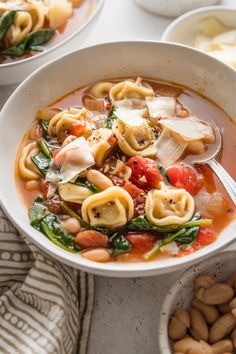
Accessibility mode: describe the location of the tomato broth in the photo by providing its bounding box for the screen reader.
[15,78,236,263]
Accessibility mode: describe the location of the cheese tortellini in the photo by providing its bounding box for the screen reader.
[81,186,134,228]
[88,128,115,166]
[58,183,93,204]
[112,117,157,157]
[145,183,195,226]
[18,142,41,181]
[109,77,154,104]
[90,82,115,98]
[48,108,95,137]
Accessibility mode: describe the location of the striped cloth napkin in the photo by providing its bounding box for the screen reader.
[0,208,94,354]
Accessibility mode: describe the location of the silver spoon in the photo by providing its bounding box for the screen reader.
[194,124,236,205]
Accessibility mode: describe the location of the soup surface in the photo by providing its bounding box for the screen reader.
[0,0,93,64]
[16,78,236,263]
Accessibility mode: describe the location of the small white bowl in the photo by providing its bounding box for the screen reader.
[0,42,236,277]
[0,0,104,86]
[162,5,236,46]
[158,250,236,354]
[134,0,219,18]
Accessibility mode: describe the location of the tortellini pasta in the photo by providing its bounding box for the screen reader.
[58,183,93,204]
[81,186,134,228]
[48,108,95,137]
[18,142,41,180]
[90,82,115,98]
[88,128,115,166]
[145,183,195,226]
[112,117,157,157]
[6,11,33,44]
[109,77,154,104]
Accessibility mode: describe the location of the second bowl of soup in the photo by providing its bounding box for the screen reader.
[0,42,236,276]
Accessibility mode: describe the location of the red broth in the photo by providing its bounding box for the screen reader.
[15,78,236,262]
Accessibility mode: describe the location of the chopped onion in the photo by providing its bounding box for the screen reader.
[84,98,105,112]
[195,192,228,216]
[160,242,179,255]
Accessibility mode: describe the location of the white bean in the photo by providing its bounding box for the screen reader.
[81,248,111,263]
[87,169,113,190]
[61,218,81,234]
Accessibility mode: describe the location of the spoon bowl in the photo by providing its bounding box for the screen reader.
[193,124,236,205]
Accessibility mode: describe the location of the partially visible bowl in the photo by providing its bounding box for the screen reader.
[162,5,236,46]
[158,250,236,354]
[134,0,219,18]
[0,41,236,277]
[0,0,104,86]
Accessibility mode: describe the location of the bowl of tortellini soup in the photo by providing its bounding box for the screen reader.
[0,41,236,276]
[0,0,104,85]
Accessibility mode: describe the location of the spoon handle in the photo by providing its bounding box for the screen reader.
[207,159,236,206]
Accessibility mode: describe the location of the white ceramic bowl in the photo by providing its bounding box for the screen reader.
[0,41,236,277]
[162,5,236,46]
[134,0,219,18]
[158,250,236,354]
[0,0,104,86]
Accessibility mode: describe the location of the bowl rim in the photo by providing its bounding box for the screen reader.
[0,0,104,69]
[157,250,236,354]
[1,40,236,277]
[161,5,236,42]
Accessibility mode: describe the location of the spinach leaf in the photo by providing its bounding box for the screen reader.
[29,197,79,253]
[176,226,199,244]
[75,180,100,193]
[127,215,178,234]
[105,106,117,129]
[110,234,132,256]
[127,213,211,234]
[38,140,51,159]
[38,120,49,139]
[31,152,50,177]
[0,11,16,42]
[31,139,57,176]
[2,28,55,56]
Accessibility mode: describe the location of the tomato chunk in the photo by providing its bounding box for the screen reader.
[167,164,203,195]
[126,233,156,252]
[127,156,163,189]
[107,136,117,145]
[123,181,146,216]
[52,148,61,159]
[69,123,85,137]
[195,226,216,247]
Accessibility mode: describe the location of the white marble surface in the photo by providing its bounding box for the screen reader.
[0,1,235,353]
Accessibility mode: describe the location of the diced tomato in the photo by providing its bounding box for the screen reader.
[52,148,61,159]
[127,156,163,189]
[106,102,112,110]
[126,232,156,252]
[107,136,117,145]
[123,181,146,216]
[69,123,85,137]
[195,226,216,247]
[167,164,203,195]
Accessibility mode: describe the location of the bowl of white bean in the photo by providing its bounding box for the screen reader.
[158,250,236,354]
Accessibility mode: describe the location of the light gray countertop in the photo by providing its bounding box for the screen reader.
[0,1,235,353]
